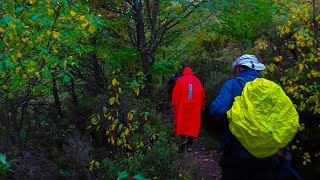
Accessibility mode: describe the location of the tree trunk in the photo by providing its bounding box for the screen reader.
[134,0,149,72]
[52,71,64,118]
[11,111,22,147]
[90,37,106,94]
[70,78,78,106]
[313,0,318,50]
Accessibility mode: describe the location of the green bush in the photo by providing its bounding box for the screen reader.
[98,113,180,179]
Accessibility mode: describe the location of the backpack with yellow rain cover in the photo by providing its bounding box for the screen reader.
[227,78,300,158]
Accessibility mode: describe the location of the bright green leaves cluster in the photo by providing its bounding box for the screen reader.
[0,153,11,175]
[213,0,275,43]
[0,0,103,100]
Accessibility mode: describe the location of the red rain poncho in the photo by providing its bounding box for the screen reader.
[172,67,205,137]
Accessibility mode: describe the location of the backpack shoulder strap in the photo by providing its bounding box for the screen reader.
[236,77,247,87]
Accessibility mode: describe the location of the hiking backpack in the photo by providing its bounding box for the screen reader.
[227,78,300,158]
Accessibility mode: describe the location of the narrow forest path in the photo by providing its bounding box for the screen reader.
[179,137,222,179]
[164,110,222,179]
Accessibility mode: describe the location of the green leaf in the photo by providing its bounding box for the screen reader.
[8,93,14,100]
[16,7,24,13]
[10,158,18,163]
[0,162,10,175]
[0,61,3,70]
[31,14,40,21]
[3,16,10,24]
[0,154,6,165]
[95,125,100,131]
[133,174,150,180]
[41,18,52,26]
[5,60,16,68]
[63,75,70,83]
[117,171,129,180]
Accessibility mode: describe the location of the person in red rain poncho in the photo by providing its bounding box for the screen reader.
[172,67,205,152]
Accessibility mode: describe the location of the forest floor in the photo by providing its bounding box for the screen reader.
[179,137,222,179]
[164,110,222,179]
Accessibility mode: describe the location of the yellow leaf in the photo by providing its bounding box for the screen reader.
[79,15,85,21]
[310,70,318,77]
[90,116,97,125]
[88,23,97,34]
[70,10,76,16]
[303,161,306,165]
[89,160,95,172]
[8,21,16,29]
[299,85,305,90]
[9,33,14,40]
[35,72,40,78]
[109,97,116,105]
[53,32,59,39]
[118,88,122,93]
[16,53,22,58]
[127,112,133,120]
[125,128,129,136]
[287,87,294,93]
[291,145,297,150]
[11,54,16,63]
[127,144,132,149]
[48,8,54,15]
[304,152,310,157]
[298,63,304,72]
[81,23,89,28]
[112,79,117,86]
[136,89,140,96]
[36,36,42,42]
[46,30,51,36]
[284,27,290,33]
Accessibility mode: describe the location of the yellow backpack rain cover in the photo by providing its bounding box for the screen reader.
[227,78,300,158]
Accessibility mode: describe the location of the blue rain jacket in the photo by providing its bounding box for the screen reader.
[210,69,262,158]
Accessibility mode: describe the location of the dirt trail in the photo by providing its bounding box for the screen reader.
[180,137,221,180]
[164,110,221,179]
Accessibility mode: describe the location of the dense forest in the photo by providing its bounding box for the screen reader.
[1,0,319,179]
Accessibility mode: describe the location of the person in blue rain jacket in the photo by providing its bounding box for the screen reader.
[210,54,275,180]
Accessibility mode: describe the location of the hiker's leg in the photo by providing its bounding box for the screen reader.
[187,136,194,145]
[186,136,194,152]
[249,158,274,180]
[220,154,248,180]
[179,135,188,151]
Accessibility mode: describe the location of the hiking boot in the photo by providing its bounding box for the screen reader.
[187,145,192,153]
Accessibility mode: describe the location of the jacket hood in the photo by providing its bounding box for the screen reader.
[182,67,193,76]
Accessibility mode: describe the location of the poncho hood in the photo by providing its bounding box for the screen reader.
[182,67,193,76]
